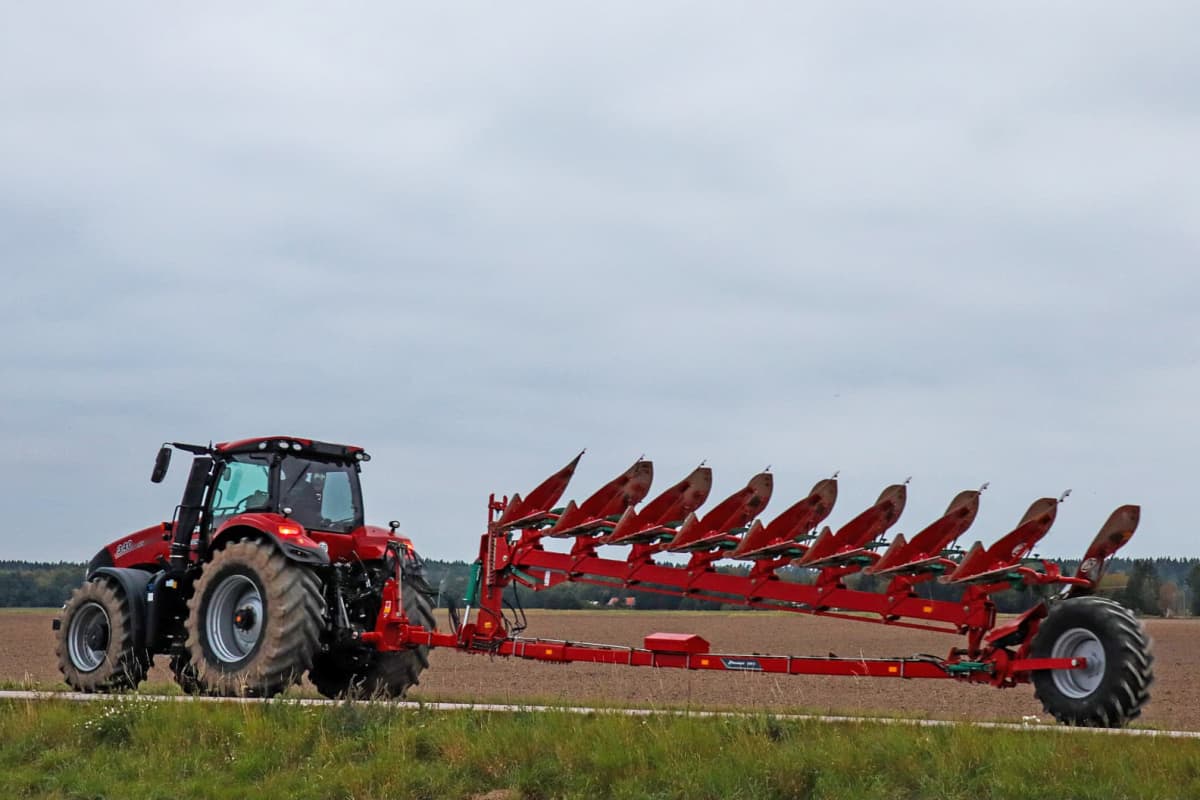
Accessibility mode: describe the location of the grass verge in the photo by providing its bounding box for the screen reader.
[3,699,1198,799]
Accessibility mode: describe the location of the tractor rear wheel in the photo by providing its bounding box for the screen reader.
[169,652,202,695]
[1030,596,1153,727]
[309,579,436,699]
[185,539,324,697]
[56,578,149,692]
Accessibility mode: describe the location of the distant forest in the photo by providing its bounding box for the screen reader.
[6,557,1200,617]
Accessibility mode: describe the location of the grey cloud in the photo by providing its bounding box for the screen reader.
[1,3,1198,563]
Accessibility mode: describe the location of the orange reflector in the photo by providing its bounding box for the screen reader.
[888,666,899,674]
[483,621,493,629]
[544,649,554,656]
[278,525,302,537]
[700,658,710,666]
[922,605,934,613]
[382,601,392,616]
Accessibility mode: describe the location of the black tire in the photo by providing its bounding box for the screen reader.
[1030,596,1153,727]
[169,652,202,695]
[185,539,325,697]
[309,579,436,699]
[56,578,149,692]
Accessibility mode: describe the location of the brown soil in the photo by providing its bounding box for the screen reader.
[8,609,1195,729]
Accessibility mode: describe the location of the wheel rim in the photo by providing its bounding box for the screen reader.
[205,574,264,664]
[67,601,110,672]
[1050,626,1106,698]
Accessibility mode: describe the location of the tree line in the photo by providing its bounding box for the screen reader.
[5,557,1200,616]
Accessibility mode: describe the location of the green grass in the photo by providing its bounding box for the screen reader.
[0,680,1025,725]
[2,699,1198,800]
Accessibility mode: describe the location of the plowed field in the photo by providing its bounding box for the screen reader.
[8,609,1196,728]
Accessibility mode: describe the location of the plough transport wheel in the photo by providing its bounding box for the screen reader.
[1030,596,1153,727]
[310,579,436,699]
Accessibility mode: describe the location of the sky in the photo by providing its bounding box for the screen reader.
[2,4,1198,563]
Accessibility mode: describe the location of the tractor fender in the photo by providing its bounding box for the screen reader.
[209,523,330,568]
[86,567,155,651]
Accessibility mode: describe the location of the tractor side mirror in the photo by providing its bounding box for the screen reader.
[151,446,173,483]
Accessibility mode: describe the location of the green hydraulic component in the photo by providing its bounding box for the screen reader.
[945,661,992,676]
[509,566,538,586]
[464,561,482,606]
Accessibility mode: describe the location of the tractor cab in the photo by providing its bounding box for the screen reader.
[147,436,376,571]
[209,451,364,535]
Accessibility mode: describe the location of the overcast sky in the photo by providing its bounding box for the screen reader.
[2,4,1198,564]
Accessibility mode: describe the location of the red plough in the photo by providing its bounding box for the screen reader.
[373,454,1153,727]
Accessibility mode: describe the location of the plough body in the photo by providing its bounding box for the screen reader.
[365,454,1151,721]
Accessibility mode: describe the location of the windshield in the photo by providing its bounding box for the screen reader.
[279,456,363,533]
[209,454,272,529]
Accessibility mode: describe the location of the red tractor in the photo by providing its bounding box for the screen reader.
[56,437,436,698]
[58,438,1153,727]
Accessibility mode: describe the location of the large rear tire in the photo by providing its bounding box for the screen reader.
[1030,596,1153,727]
[185,539,325,697]
[169,652,202,695]
[309,579,436,699]
[56,578,149,692]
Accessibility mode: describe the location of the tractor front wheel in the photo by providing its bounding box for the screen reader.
[56,578,149,692]
[1030,596,1153,727]
[185,539,324,697]
[309,579,436,699]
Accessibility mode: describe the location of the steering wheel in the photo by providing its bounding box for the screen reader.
[234,491,270,514]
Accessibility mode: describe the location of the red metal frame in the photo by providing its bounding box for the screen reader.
[365,456,1139,690]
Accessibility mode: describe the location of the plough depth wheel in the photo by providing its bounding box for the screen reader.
[1030,596,1153,727]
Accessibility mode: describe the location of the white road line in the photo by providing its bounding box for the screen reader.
[1,690,1196,739]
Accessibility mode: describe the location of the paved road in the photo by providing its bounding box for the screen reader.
[2,690,1196,739]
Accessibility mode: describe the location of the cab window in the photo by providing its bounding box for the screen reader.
[210,456,271,527]
[279,456,362,533]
